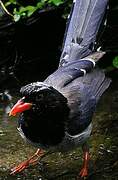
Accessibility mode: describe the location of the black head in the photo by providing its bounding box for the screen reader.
[19,82,70,147]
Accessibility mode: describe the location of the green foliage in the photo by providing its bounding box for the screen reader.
[48,0,64,6]
[4,0,65,22]
[113,56,118,68]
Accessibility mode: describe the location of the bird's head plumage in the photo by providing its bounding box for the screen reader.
[9,82,70,147]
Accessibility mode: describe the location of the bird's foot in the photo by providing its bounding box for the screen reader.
[10,159,31,175]
[78,143,89,178]
[79,167,88,178]
[10,149,44,175]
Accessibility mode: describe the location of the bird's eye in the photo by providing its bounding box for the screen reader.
[36,94,43,101]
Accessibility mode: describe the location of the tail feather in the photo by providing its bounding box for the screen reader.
[59,0,108,66]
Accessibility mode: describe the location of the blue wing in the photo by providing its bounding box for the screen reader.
[44,59,94,89]
[59,68,111,135]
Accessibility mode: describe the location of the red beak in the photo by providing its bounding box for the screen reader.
[9,98,32,116]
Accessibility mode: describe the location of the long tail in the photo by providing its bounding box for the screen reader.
[59,0,108,66]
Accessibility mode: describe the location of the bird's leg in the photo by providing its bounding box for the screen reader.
[79,143,90,178]
[10,148,44,175]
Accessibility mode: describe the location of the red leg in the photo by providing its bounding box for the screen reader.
[10,149,44,175]
[79,143,90,178]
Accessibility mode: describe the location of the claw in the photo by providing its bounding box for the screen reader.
[78,143,90,178]
[10,159,31,175]
[10,149,44,175]
[79,167,88,177]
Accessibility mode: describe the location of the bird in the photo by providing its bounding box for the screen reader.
[9,0,111,178]
[0,90,12,114]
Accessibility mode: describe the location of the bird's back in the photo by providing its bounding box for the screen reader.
[44,59,111,136]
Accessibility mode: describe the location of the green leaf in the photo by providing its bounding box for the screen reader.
[49,0,63,6]
[18,6,37,17]
[26,6,37,17]
[5,0,65,21]
[113,56,118,68]
[36,2,44,9]
[14,14,21,22]
[5,0,17,6]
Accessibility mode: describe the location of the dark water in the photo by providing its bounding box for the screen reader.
[0,76,118,180]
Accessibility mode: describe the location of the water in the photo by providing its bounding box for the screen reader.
[0,77,118,180]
